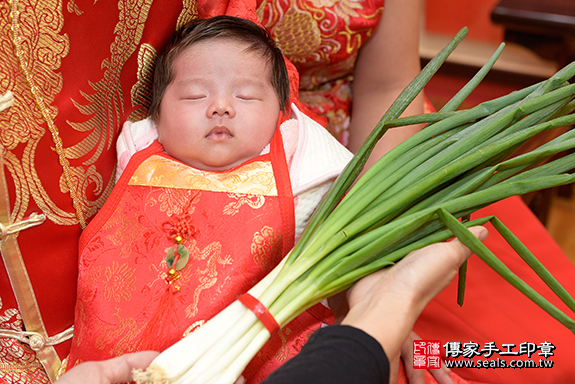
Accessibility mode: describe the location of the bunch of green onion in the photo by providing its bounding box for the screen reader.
[133,28,575,384]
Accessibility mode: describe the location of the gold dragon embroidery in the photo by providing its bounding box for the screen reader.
[184,240,232,318]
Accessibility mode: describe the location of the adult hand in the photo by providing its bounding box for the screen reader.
[55,351,159,384]
[342,226,488,367]
[389,331,453,384]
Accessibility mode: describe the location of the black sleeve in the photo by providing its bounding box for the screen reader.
[262,325,390,384]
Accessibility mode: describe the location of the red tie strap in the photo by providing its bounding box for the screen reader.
[238,293,280,335]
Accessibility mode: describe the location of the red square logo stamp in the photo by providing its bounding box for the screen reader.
[413,340,442,369]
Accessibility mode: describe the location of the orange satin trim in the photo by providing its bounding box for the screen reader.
[129,155,278,196]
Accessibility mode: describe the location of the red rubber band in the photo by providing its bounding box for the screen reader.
[238,293,279,335]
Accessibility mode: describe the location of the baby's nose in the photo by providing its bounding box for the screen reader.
[209,97,235,117]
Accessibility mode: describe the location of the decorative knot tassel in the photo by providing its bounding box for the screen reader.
[137,283,180,352]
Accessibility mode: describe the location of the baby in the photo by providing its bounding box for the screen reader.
[149,14,289,172]
[67,15,351,384]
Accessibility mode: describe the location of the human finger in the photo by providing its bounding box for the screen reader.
[56,351,159,384]
[401,331,426,384]
[389,226,488,305]
[389,354,400,384]
[106,351,159,383]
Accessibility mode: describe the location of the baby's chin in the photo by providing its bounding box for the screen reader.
[183,155,257,172]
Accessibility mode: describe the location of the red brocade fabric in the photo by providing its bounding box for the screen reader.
[67,137,333,382]
[257,0,384,145]
[69,145,289,362]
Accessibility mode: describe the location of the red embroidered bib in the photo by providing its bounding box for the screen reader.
[67,135,333,383]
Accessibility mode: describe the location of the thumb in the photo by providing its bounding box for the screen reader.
[104,351,160,383]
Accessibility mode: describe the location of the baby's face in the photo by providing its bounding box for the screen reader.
[156,38,281,171]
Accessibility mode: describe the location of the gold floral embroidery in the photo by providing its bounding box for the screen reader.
[66,0,83,15]
[71,287,89,347]
[252,226,283,272]
[103,201,152,259]
[308,0,362,24]
[59,164,109,220]
[176,0,198,30]
[0,298,48,384]
[184,240,232,318]
[66,0,153,166]
[129,43,157,122]
[0,352,48,384]
[158,189,199,217]
[0,297,20,332]
[127,0,199,121]
[260,0,376,67]
[223,193,265,216]
[258,0,382,144]
[1,0,80,226]
[274,326,292,362]
[270,4,321,60]
[102,261,136,302]
[1,0,161,227]
[249,170,276,191]
[94,310,140,356]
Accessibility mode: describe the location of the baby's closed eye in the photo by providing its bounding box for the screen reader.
[236,94,259,101]
[181,88,207,100]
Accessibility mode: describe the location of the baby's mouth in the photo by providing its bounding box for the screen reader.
[206,126,232,141]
